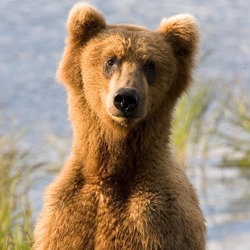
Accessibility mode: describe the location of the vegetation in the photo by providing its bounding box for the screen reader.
[172,79,250,170]
[172,80,217,167]
[217,84,250,168]
[0,133,40,249]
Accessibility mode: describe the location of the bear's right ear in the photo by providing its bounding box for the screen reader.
[157,14,199,58]
[67,2,106,42]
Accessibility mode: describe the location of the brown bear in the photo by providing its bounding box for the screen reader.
[34,2,206,249]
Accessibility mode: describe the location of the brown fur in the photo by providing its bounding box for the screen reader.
[34,2,206,249]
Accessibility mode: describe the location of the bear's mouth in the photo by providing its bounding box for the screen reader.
[116,110,138,119]
[110,112,141,127]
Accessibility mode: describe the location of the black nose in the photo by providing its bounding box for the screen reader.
[113,88,139,112]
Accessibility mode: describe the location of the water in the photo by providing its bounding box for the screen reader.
[1,0,250,249]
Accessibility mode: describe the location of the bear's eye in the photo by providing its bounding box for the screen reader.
[106,57,116,67]
[104,56,118,77]
[147,61,155,71]
[144,61,156,85]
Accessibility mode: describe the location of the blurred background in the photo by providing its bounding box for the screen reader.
[0,0,249,249]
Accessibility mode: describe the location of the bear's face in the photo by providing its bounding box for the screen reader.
[81,29,176,127]
[58,3,199,131]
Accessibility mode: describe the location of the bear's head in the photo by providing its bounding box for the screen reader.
[58,3,199,136]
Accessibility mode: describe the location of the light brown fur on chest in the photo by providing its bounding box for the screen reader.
[34,157,205,249]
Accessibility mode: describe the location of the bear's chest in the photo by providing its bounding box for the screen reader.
[71,183,182,249]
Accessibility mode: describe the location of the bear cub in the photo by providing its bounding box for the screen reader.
[34,2,206,250]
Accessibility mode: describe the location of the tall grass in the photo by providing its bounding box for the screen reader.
[172,80,217,167]
[0,132,40,249]
[217,84,250,168]
[171,78,250,170]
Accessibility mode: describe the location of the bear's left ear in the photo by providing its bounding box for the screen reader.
[157,14,199,58]
[67,2,106,42]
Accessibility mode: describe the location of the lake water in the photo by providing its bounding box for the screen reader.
[1,0,250,249]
